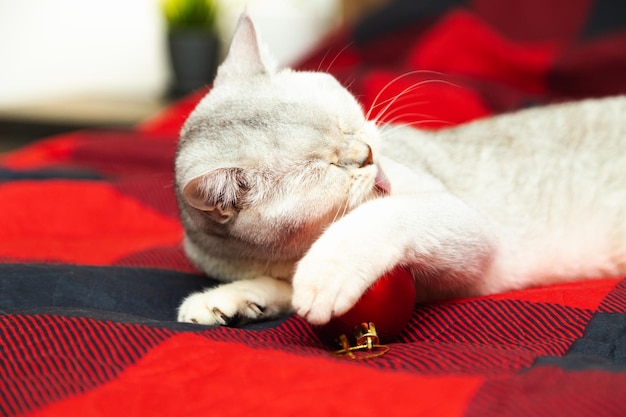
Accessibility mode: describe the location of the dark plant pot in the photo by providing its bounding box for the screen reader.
[167,30,219,98]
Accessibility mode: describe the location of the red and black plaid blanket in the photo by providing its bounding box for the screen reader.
[2,1,626,415]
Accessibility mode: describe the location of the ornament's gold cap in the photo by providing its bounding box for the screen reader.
[332,322,389,360]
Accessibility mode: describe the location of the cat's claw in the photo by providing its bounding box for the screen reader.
[210,307,230,325]
[177,286,266,326]
[247,302,265,317]
[177,276,293,326]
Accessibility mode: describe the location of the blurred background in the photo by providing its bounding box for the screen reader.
[0,0,389,151]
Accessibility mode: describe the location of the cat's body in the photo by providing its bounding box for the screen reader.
[176,15,626,326]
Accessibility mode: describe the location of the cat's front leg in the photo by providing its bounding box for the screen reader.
[292,194,496,325]
[178,276,293,325]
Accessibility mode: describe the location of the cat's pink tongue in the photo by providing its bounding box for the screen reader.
[374,165,391,195]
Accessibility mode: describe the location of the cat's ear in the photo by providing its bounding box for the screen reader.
[214,13,277,84]
[182,168,249,224]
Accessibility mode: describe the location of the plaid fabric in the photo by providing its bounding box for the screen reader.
[1,1,626,416]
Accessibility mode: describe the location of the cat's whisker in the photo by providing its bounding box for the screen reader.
[364,70,449,121]
[410,119,454,128]
[365,71,423,122]
[316,47,333,72]
[334,200,349,223]
[381,113,445,127]
[322,42,355,73]
[331,189,352,224]
[380,118,453,137]
[347,175,377,210]
[369,80,439,115]
[370,79,460,124]
[373,101,430,124]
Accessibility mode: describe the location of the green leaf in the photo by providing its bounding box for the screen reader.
[161,0,217,32]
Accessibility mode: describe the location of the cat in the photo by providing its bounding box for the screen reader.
[175,14,626,327]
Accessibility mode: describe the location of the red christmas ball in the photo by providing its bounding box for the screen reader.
[315,266,416,344]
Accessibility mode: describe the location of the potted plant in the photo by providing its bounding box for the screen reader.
[162,0,219,97]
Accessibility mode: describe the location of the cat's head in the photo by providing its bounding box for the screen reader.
[175,14,385,263]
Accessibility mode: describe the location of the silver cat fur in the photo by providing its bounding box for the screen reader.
[175,15,626,326]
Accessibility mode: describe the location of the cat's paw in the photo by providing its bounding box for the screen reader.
[178,286,264,326]
[292,252,377,325]
[177,276,294,326]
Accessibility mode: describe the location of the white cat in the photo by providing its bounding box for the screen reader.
[175,15,626,326]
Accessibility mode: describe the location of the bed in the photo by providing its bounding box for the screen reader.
[2,1,626,415]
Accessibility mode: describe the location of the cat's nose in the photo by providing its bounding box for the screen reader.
[338,141,374,168]
[361,144,374,167]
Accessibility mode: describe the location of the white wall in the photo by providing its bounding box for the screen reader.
[0,0,340,108]
[0,0,169,107]
[215,0,341,65]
